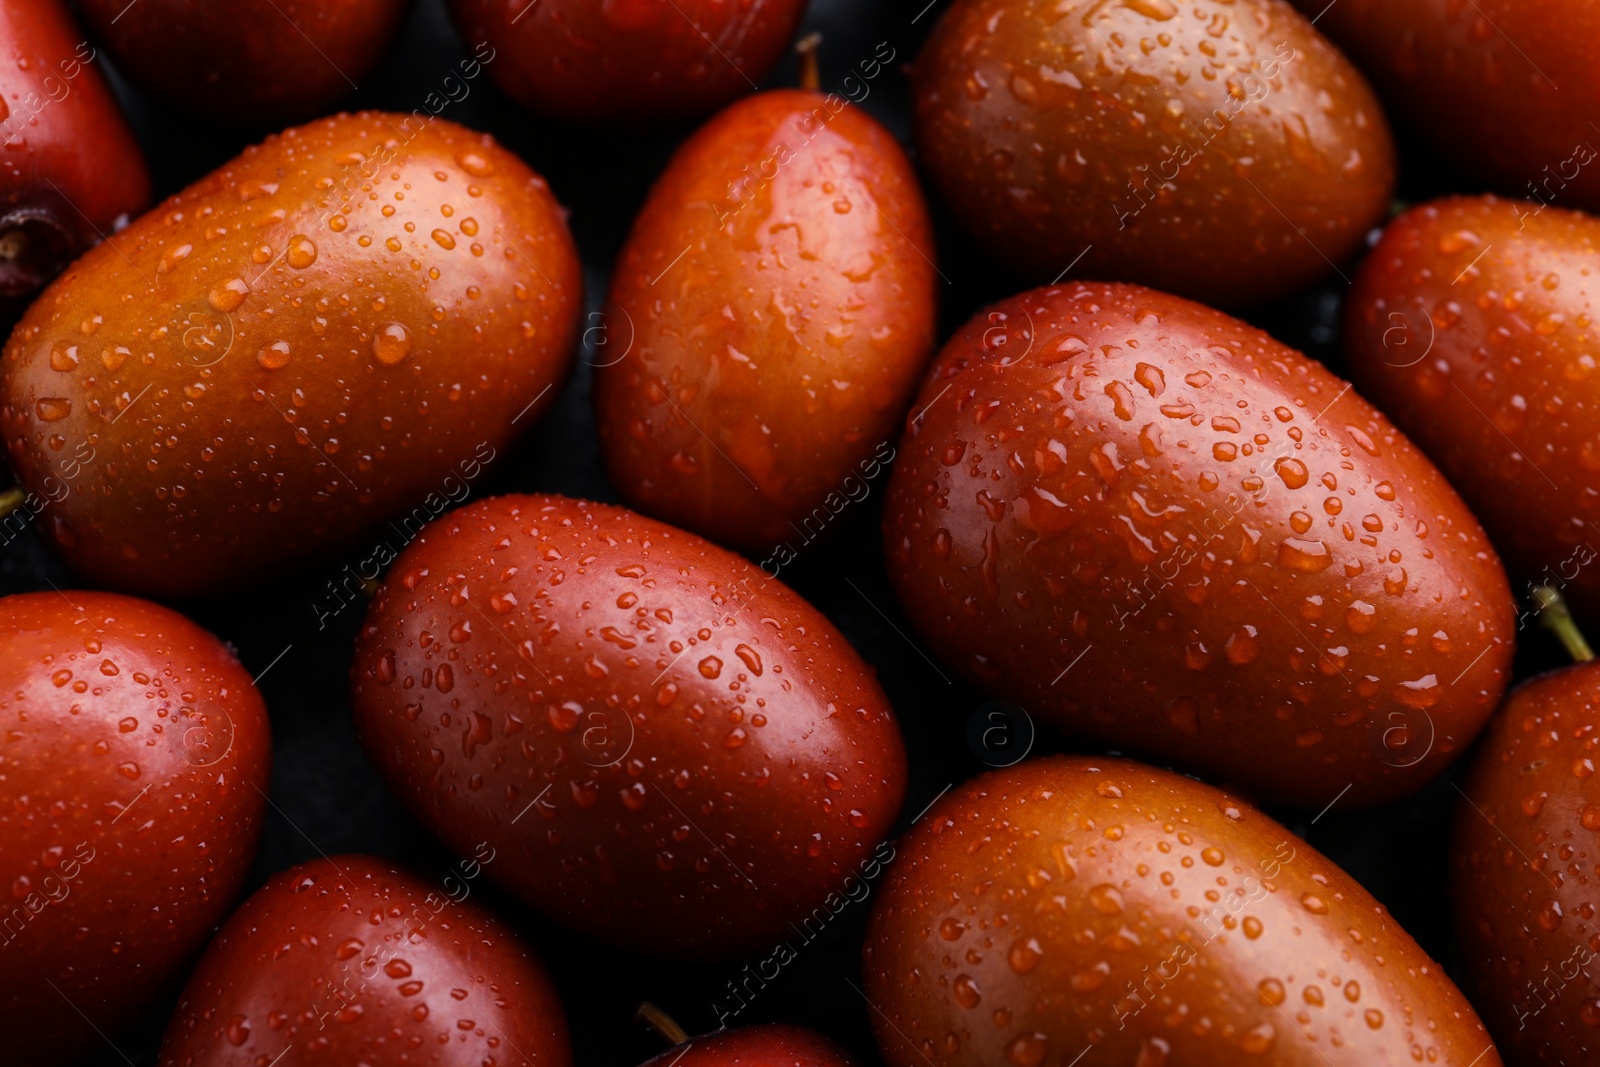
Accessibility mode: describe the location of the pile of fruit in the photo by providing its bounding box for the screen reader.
[2,0,1597,1064]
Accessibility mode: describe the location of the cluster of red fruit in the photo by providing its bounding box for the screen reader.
[2,0,1598,1065]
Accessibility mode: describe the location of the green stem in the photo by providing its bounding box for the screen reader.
[0,486,25,521]
[635,1002,690,1046]
[1535,585,1595,663]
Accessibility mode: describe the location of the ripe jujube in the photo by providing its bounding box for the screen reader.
[595,77,937,556]
[882,281,1515,807]
[350,493,907,958]
[1,111,581,599]
[0,591,270,1066]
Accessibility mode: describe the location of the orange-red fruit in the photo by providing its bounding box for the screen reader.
[0,111,581,599]
[1345,195,1600,618]
[448,0,807,124]
[639,1025,859,1067]
[596,88,937,555]
[912,0,1396,306]
[157,854,571,1067]
[1452,661,1600,1066]
[864,755,1502,1067]
[79,0,414,124]
[1296,0,1600,211]
[349,493,907,957]
[0,591,270,1066]
[0,0,150,296]
[883,282,1515,807]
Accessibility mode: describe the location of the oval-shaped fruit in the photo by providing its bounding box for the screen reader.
[1345,195,1600,619]
[79,0,413,124]
[883,282,1515,807]
[0,0,150,296]
[864,755,1502,1067]
[595,88,937,555]
[640,1024,858,1067]
[912,0,1395,306]
[0,591,270,1066]
[0,111,581,599]
[157,854,571,1067]
[1296,0,1600,211]
[1451,660,1600,1066]
[448,0,807,124]
[350,493,907,957]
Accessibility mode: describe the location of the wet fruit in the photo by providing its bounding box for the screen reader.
[79,0,415,124]
[1345,195,1600,619]
[349,492,907,958]
[0,111,581,599]
[639,1023,859,1067]
[0,0,150,296]
[1296,0,1600,211]
[595,83,937,556]
[156,853,571,1066]
[0,590,270,1066]
[883,281,1515,807]
[911,0,1396,306]
[864,755,1502,1067]
[1451,658,1600,1066]
[448,0,808,124]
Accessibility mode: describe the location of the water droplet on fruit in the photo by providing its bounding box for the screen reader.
[373,323,412,365]
[286,234,318,268]
[257,340,291,370]
[35,397,70,421]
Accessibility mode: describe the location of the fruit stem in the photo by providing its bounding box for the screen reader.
[359,575,380,598]
[1535,585,1595,663]
[635,1002,690,1046]
[796,32,822,92]
[0,486,25,521]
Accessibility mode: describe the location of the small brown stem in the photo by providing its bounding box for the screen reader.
[635,1002,690,1046]
[796,32,822,92]
[0,486,25,521]
[1535,585,1595,663]
[358,575,381,598]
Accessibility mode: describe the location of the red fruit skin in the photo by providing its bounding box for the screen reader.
[78,0,413,124]
[911,0,1395,307]
[864,755,1502,1067]
[0,111,581,599]
[1451,662,1600,1066]
[882,282,1516,808]
[0,591,270,1067]
[639,1025,858,1067]
[595,89,938,555]
[157,854,571,1067]
[0,0,150,296]
[1293,0,1600,210]
[349,493,907,958]
[447,0,808,124]
[1345,196,1600,619]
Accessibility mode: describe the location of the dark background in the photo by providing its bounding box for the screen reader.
[0,0,1569,1063]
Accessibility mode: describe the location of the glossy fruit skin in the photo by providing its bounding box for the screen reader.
[0,591,270,1067]
[1346,196,1600,620]
[883,282,1515,808]
[448,0,807,125]
[864,755,1502,1067]
[911,0,1395,307]
[0,0,150,297]
[639,1025,858,1067]
[1451,662,1600,1066]
[79,0,413,124]
[595,88,938,556]
[350,493,907,958]
[0,111,581,600]
[157,853,571,1067]
[1294,0,1600,210]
